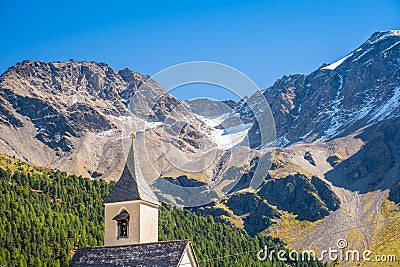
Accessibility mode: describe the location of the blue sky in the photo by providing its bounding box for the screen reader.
[1,0,399,100]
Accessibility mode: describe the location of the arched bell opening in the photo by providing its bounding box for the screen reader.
[112,209,130,239]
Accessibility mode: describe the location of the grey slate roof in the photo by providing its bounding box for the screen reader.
[104,141,159,205]
[69,240,193,267]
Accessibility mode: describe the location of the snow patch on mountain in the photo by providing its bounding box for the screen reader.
[276,135,290,147]
[389,30,400,36]
[383,41,400,53]
[197,113,229,128]
[97,129,115,138]
[324,74,345,137]
[368,87,400,122]
[197,114,252,150]
[348,95,375,124]
[369,30,400,45]
[37,126,46,133]
[322,53,353,70]
[97,115,162,139]
[299,130,313,140]
[352,48,373,62]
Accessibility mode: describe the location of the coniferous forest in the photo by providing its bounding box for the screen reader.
[0,155,328,266]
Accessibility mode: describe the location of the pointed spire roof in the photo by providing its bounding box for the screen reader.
[104,137,159,206]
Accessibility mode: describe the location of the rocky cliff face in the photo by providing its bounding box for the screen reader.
[258,174,340,221]
[0,60,210,180]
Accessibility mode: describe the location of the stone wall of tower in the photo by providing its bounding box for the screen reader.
[139,202,159,243]
[104,200,158,246]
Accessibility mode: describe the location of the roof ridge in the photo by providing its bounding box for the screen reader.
[79,239,191,250]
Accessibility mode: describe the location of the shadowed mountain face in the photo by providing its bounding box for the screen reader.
[325,116,400,193]
[0,31,399,246]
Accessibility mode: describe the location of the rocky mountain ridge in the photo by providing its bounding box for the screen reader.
[0,60,209,180]
[0,31,399,256]
[228,30,400,147]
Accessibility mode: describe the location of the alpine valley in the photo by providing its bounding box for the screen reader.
[1,31,400,265]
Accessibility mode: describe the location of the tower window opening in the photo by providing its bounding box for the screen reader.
[112,210,130,239]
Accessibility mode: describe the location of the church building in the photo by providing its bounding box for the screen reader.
[69,137,199,267]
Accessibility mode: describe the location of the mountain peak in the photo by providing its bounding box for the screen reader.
[378,30,400,36]
[368,30,400,44]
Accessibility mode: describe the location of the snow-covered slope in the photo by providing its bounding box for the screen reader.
[197,114,253,150]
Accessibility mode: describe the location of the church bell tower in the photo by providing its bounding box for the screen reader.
[103,134,160,246]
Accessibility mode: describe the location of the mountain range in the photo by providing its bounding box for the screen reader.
[0,30,399,258]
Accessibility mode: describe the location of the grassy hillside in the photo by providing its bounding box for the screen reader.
[363,199,400,267]
[0,154,327,266]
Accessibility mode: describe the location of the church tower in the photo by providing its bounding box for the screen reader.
[71,134,199,266]
[103,135,160,246]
